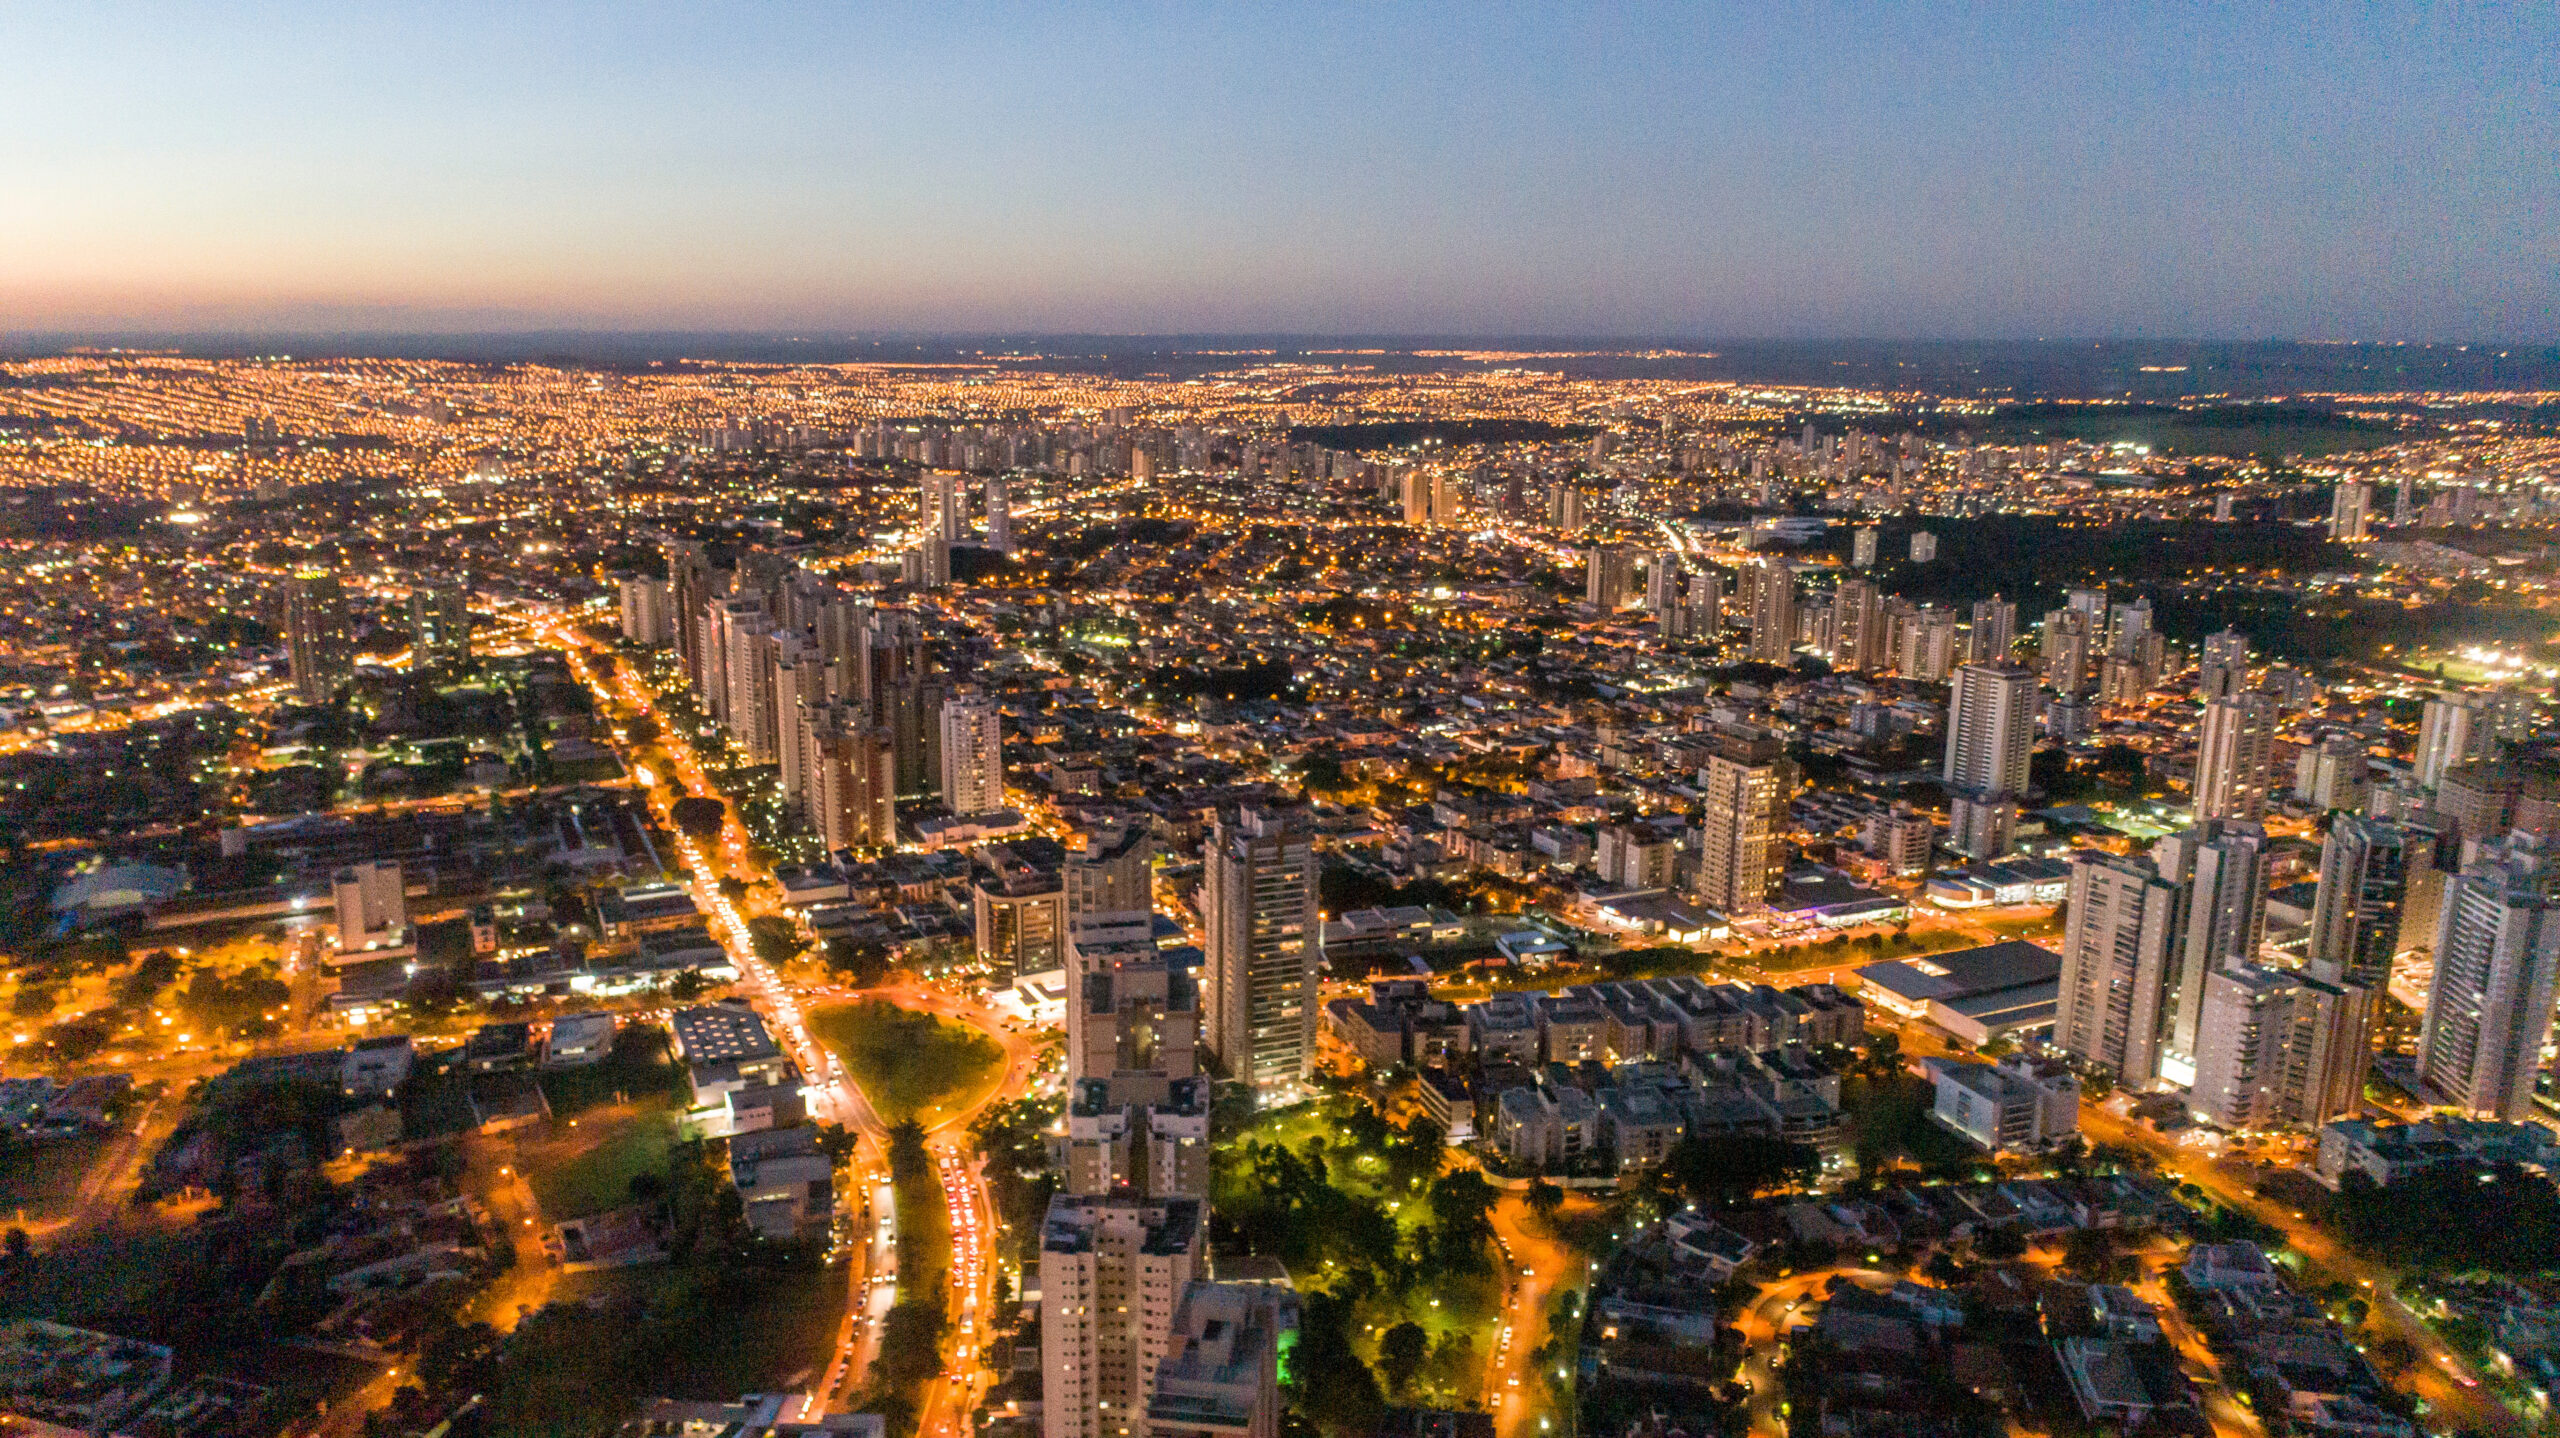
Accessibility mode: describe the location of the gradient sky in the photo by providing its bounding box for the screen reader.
[2,3,2552,339]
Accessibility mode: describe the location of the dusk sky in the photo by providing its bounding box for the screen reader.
[3,3,2551,340]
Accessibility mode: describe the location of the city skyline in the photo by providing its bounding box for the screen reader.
[5,4,2554,340]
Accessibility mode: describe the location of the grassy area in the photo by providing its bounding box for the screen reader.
[0,1138,110,1222]
[536,1025,689,1118]
[808,1000,1004,1127]
[517,1102,680,1220]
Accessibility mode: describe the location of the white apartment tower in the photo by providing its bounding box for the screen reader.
[1039,1194,1206,1438]
[2192,691,2278,822]
[2188,964,2369,1130]
[2152,820,2270,1081]
[2054,850,2184,1088]
[2415,691,2496,789]
[2418,834,2560,1121]
[939,691,1006,817]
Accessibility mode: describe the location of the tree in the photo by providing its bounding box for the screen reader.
[1426,1169,1498,1272]
[1526,1178,1565,1222]
[1376,1320,1428,1398]
[1665,1133,1819,1207]
[1975,1226,2028,1261]
[670,795,726,841]
[667,968,710,1001]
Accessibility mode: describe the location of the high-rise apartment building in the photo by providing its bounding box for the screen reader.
[1066,827,1155,917]
[2152,820,2270,1078]
[1831,578,1884,673]
[806,707,896,850]
[2054,850,2185,1088]
[2307,815,2418,990]
[408,579,471,672]
[2197,628,2251,701]
[1201,807,1318,1098]
[2415,691,2496,789]
[1898,608,1959,681]
[985,475,1014,552]
[1063,912,1209,1201]
[1851,524,1879,569]
[1968,596,2017,664]
[1585,546,1636,610]
[1747,557,1796,663]
[939,692,1006,817]
[1944,662,2036,795]
[2329,480,2372,543]
[2188,965,2369,1130]
[921,469,970,543]
[1943,661,2035,859]
[2292,734,2370,812]
[619,575,673,646]
[1695,752,1781,915]
[2418,834,2560,1121]
[2192,692,2278,822]
[2039,608,2093,695]
[714,597,778,762]
[665,541,713,693]
[284,570,355,704]
[1039,1194,1206,1438]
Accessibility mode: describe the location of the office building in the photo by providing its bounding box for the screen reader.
[284,570,355,704]
[1924,1054,2079,1153]
[2188,965,2369,1130]
[2192,692,2278,822]
[939,692,1005,816]
[1201,807,1319,1098]
[1039,1194,1206,1438]
[1695,753,1781,915]
[408,579,471,671]
[2418,835,2560,1121]
[2053,850,2184,1088]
